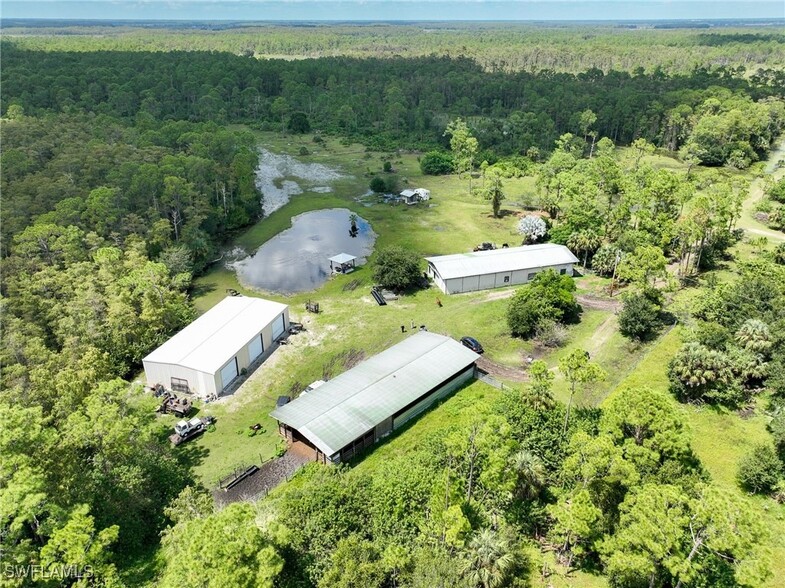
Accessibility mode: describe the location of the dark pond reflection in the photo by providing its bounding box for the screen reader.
[233,208,376,293]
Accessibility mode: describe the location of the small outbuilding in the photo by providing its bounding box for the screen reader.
[329,253,357,273]
[270,331,479,463]
[399,188,430,205]
[426,243,579,295]
[143,296,289,398]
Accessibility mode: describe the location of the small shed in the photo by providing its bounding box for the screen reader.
[399,188,430,205]
[329,253,357,273]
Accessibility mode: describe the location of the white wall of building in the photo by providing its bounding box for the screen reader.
[143,308,290,398]
[430,262,575,295]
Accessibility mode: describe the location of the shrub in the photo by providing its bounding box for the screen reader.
[618,291,661,341]
[534,318,569,348]
[507,270,579,337]
[737,444,782,494]
[383,161,392,173]
[420,151,454,175]
[299,146,310,156]
[373,246,422,292]
[287,111,311,134]
[767,412,785,463]
[768,177,785,203]
[369,176,387,193]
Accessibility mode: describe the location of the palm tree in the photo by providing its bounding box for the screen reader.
[512,450,546,501]
[735,319,772,356]
[567,230,602,269]
[461,529,517,588]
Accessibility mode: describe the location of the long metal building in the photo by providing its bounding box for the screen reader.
[143,296,289,398]
[270,332,479,463]
[425,243,579,295]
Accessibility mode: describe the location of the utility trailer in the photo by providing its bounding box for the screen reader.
[169,416,215,446]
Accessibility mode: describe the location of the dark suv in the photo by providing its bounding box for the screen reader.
[460,336,484,354]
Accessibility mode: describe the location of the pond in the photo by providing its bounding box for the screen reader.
[231,209,376,294]
[255,148,347,216]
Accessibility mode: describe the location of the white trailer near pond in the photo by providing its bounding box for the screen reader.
[143,296,289,398]
[426,243,579,295]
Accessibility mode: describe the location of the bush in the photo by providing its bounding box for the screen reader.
[737,444,782,494]
[299,146,310,156]
[420,151,454,175]
[383,161,392,173]
[618,291,661,341]
[369,176,387,193]
[287,111,311,134]
[372,246,422,292]
[768,177,785,203]
[507,270,579,337]
[767,412,785,464]
[533,318,569,348]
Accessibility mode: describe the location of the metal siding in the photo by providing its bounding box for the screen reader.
[425,244,579,281]
[479,273,496,290]
[393,368,473,429]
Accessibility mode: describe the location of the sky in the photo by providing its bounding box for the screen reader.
[2,1,783,22]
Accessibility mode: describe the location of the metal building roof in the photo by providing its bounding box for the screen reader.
[425,244,579,280]
[143,296,288,374]
[270,332,479,456]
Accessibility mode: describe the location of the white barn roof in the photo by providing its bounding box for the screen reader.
[425,244,579,280]
[270,332,479,456]
[144,296,288,374]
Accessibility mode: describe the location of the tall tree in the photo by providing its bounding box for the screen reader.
[445,118,479,193]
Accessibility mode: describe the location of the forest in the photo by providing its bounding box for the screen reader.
[2,24,785,588]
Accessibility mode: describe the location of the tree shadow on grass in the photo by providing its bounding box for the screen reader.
[189,280,216,300]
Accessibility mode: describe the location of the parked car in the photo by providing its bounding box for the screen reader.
[460,336,484,354]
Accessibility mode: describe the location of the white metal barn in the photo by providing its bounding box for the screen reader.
[143,296,290,398]
[425,243,579,295]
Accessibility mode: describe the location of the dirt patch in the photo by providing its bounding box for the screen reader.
[321,348,366,379]
[577,294,621,312]
[213,448,311,506]
[476,356,529,383]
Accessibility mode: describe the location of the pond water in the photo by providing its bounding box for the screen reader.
[232,209,376,294]
[255,148,347,216]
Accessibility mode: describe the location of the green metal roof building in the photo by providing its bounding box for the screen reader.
[270,331,480,463]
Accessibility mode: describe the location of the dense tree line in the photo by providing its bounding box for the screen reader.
[1,112,262,264]
[7,23,785,75]
[2,43,783,165]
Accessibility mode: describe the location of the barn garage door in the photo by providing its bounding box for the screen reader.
[220,358,238,390]
[248,335,264,362]
[271,313,286,340]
